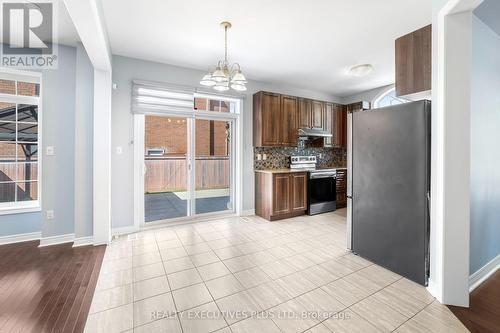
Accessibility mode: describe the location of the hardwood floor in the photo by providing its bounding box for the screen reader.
[0,240,106,333]
[448,269,500,333]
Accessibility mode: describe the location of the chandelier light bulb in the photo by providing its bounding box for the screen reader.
[200,73,216,86]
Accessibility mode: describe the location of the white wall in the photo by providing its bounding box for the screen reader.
[111,55,340,229]
[340,84,393,105]
[470,15,500,275]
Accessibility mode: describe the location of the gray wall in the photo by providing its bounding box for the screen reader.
[474,0,500,36]
[41,45,76,237]
[111,55,340,229]
[470,15,500,274]
[340,84,393,105]
[0,44,94,239]
[74,44,94,238]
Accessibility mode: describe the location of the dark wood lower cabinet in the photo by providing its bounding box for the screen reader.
[291,173,308,212]
[255,171,308,221]
[336,169,347,208]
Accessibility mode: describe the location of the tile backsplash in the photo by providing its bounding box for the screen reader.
[254,147,346,170]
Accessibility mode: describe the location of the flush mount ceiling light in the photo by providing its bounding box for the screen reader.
[200,21,247,92]
[348,64,374,77]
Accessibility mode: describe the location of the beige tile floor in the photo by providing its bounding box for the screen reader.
[85,209,470,333]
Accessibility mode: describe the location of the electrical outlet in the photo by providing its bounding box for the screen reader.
[263,154,267,160]
[46,146,54,156]
[46,210,54,220]
[256,154,262,161]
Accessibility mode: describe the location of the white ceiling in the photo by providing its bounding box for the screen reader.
[101,0,431,97]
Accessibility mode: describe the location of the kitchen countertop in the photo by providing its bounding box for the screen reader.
[255,167,347,174]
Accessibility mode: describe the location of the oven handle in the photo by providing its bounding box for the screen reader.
[310,173,336,179]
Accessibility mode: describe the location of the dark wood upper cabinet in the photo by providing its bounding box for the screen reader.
[324,103,334,147]
[298,98,312,129]
[396,25,432,98]
[254,91,356,148]
[332,104,345,149]
[311,100,325,130]
[280,95,298,147]
[253,92,281,147]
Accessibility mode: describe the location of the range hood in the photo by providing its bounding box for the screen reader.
[297,128,333,138]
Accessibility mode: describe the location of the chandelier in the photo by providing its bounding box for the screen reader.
[200,21,247,92]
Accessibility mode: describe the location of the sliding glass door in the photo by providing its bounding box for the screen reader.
[144,115,189,222]
[194,118,233,215]
[142,106,236,224]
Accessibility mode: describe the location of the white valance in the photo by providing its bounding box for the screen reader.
[132,80,195,115]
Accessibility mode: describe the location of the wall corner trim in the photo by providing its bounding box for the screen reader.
[73,236,94,247]
[39,233,75,247]
[469,254,500,292]
[0,231,41,245]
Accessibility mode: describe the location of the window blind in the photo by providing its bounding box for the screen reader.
[132,80,194,115]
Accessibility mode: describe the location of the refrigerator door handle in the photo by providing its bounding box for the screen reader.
[346,111,353,251]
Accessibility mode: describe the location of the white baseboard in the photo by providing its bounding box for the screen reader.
[112,225,139,237]
[73,236,94,247]
[39,233,75,247]
[241,209,255,216]
[0,231,41,245]
[469,254,500,292]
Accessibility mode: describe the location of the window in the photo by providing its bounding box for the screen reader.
[194,97,237,113]
[0,71,41,212]
[373,87,409,109]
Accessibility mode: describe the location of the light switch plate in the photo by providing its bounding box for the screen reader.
[46,210,54,220]
[116,146,123,155]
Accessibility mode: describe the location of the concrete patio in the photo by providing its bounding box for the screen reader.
[145,192,231,222]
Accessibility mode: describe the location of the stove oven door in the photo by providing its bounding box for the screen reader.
[307,172,336,215]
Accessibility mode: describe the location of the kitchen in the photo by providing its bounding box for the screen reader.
[253,94,366,220]
[253,24,432,287]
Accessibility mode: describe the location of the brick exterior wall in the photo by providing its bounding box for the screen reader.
[0,79,38,96]
[145,115,229,156]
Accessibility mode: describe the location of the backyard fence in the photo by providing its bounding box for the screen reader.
[145,156,230,193]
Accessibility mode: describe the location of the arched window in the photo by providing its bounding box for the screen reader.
[373,86,409,109]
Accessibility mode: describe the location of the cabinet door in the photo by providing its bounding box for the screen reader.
[340,107,348,149]
[260,92,282,146]
[272,174,291,215]
[324,103,333,147]
[311,100,325,130]
[336,191,347,208]
[298,98,312,129]
[290,173,307,211]
[332,104,341,148]
[395,25,431,97]
[281,95,298,146]
[336,170,347,208]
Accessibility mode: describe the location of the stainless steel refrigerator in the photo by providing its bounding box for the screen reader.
[347,100,431,286]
